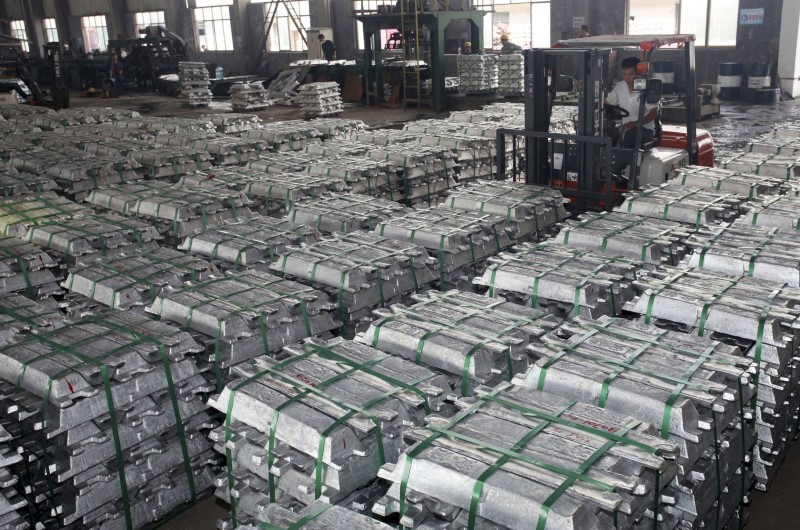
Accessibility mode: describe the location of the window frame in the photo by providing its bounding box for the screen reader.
[134,11,166,35]
[627,0,739,48]
[81,15,110,53]
[10,20,30,53]
[259,1,310,52]
[42,18,59,44]
[471,0,551,51]
[193,5,235,52]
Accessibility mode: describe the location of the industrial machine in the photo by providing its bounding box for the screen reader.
[111,26,188,91]
[498,34,714,212]
[0,35,69,108]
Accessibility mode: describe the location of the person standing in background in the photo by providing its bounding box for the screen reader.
[499,34,522,54]
[579,24,591,38]
[108,53,123,97]
[462,41,472,54]
[318,34,337,61]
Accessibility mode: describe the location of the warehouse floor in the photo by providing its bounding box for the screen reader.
[61,90,800,529]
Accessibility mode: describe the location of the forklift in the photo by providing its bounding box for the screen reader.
[0,35,69,109]
[498,34,714,212]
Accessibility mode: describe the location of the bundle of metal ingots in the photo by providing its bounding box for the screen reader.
[359,290,559,395]
[153,131,268,166]
[616,183,748,227]
[147,270,340,387]
[207,337,452,522]
[285,193,407,234]
[623,267,800,491]
[0,170,59,198]
[737,194,800,230]
[0,293,66,345]
[747,133,800,156]
[178,216,321,272]
[374,207,515,290]
[374,382,681,529]
[442,180,570,243]
[0,238,64,301]
[0,311,219,529]
[719,152,800,181]
[671,165,786,198]
[240,121,323,152]
[303,118,366,140]
[273,231,438,338]
[301,156,402,199]
[514,316,756,529]
[85,180,254,244]
[220,501,393,530]
[0,423,27,530]
[127,146,214,180]
[200,113,264,135]
[474,242,639,319]
[247,151,325,175]
[412,131,499,184]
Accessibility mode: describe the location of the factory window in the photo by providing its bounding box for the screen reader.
[82,15,109,53]
[353,1,395,50]
[10,20,29,53]
[194,6,234,51]
[134,11,166,35]
[472,0,551,50]
[628,0,739,47]
[43,18,59,44]
[258,1,310,52]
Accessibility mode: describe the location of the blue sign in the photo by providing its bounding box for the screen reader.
[740,8,765,25]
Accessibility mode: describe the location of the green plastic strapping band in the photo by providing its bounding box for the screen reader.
[258,503,333,530]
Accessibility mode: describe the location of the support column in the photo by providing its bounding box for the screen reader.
[778,0,800,97]
[431,26,445,111]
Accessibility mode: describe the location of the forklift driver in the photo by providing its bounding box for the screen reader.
[605,57,659,149]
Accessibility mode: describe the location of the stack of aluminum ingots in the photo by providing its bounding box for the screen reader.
[497,53,525,95]
[403,119,470,135]
[0,105,52,120]
[0,311,219,529]
[414,133,497,183]
[0,423,27,530]
[0,293,66,345]
[718,152,800,181]
[746,134,800,156]
[178,62,213,107]
[375,207,514,290]
[154,131,267,166]
[515,316,756,529]
[241,121,322,152]
[207,337,452,520]
[201,113,263,135]
[349,130,418,146]
[474,243,638,319]
[623,267,800,491]
[128,146,214,180]
[360,290,559,395]
[179,216,320,272]
[364,145,458,207]
[616,184,747,227]
[304,118,366,140]
[0,170,59,198]
[80,137,161,158]
[0,237,63,300]
[374,381,681,530]
[62,248,218,312]
[85,180,253,244]
[286,193,407,234]
[457,54,498,95]
[0,193,88,237]
[229,83,274,111]
[224,501,393,530]
[148,270,340,386]
[23,213,161,265]
[295,82,343,118]
[248,151,324,175]
[672,165,785,198]
[301,156,400,199]
[304,138,371,157]
[273,231,437,338]
[442,180,569,242]
[553,211,695,269]
[737,195,800,230]
[178,169,346,217]
[70,107,140,123]
[127,116,216,134]
[445,75,459,93]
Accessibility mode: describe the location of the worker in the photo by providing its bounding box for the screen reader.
[62,44,75,60]
[318,34,337,61]
[499,34,522,54]
[605,57,659,148]
[462,41,472,54]
[108,53,123,97]
[579,24,591,38]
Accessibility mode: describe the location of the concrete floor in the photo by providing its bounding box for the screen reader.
[67,90,799,529]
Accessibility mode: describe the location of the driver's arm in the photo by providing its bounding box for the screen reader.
[642,106,658,124]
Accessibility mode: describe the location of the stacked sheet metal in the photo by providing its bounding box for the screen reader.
[719,152,800,180]
[671,165,784,198]
[515,316,755,528]
[208,337,452,514]
[241,122,322,152]
[623,267,800,491]
[474,242,639,319]
[375,382,681,529]
[129,146,214,180]
[0,312,218,529]
[273,231,437,338]
[375,207,514,290]
[0,193,88,237]
[200,113,263,135]
[178,62,212,107]
[286,193,407,234]
[229,83,274,111]
[617,184,747,227]
[442,180,569,242]
[85,180,253,243]
[457,54,498,95]
[296,82,343,118]
[147,270,340,385]
[179,216,321,272]
[555,211,695,269]
[497,53,525,95]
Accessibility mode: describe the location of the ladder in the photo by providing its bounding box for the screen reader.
[400,0,433,111]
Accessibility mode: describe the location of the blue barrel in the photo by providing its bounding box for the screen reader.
[718,62,742,101]
[651,61,675,93]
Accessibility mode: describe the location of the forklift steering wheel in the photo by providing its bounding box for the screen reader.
[603,103,629,120]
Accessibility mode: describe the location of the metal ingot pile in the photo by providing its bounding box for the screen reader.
[365,146,458,207]
[443,180,569,242]
[374,382,681,530]
[207,337,451,514]
[0,423,27,530]
[497,53,525,95]
[24,213,161,265]
[200,113,263,135]
[0,312,219,529]
[295,82,343,118]
[80,137,160,158]
[229,83,275,112]
[737,195,800,230]
[747,134,800,156]
[302,156,400,199]
[360,290,558,396]
[719,152,800,180]
[304,118,366,140]
[85,180,253,243]
[0,293,66,346]
[554,212,694,269]
[179,216,321,272]
[148,270,340,385]
[457,54,498,95]
[241,121,322,152]
[247,151,324,175]
[515,317,755,528]
[475,243,638,319]
[219,501,393,530]
[62,248,218,312]
[0,238,64,300]
[273,231,437,338]
[623,267,800,490]
[286,193,407,234]
[0,170,59,198]
[178,62,212,107]
[672,165,785,198]
[375,208,514,290]
[154,131,267,167]
[130,116,216,134]
[617,184,747,227]
[415,133,497,183]
[349,130,418,147]
[303,139,372,158]
[128,146,214,180]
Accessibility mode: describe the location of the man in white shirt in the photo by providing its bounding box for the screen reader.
[606,57,659,148]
